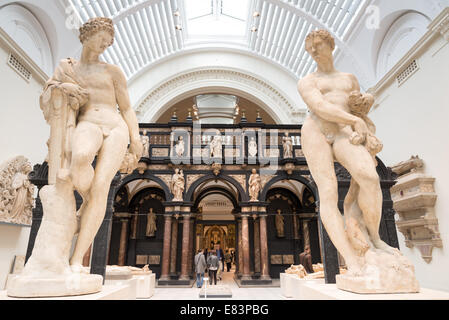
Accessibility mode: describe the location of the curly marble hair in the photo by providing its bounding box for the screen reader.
[79,17,115,46]
[305,29,335,51]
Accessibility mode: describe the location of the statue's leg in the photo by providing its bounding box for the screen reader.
[70,121,103,200]
[301,121,363,274]
[333,134,395,254]
[70,124,128,270]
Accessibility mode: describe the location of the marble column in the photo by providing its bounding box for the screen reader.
[169,217,179,276]
[187,219,195,275]
[241,214,251,280]
[117,219,129,266]
[237,218,243,276]
[179,214,191,281]
[160,214,172,281]
[253,215,261,274]
[293,209,300,240]
[259,214,271,280]
[303,220,310,250]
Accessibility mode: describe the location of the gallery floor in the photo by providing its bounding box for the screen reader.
[149,266,285,301]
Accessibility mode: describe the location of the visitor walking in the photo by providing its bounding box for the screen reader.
[207,250,219,285]
[224,249,232,272]
[194,249,207,288]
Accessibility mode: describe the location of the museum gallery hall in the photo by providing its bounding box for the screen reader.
[1,0,449,302]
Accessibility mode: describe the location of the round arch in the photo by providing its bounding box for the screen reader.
[185,173,249,203]
[116,171,171,201]
[194,187,240,212]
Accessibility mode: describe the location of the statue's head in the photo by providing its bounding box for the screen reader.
[252,168,257,174]
[79,17,114,53]
[305,29,335,63]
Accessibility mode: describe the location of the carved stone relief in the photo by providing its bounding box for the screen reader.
[0,156,34,226]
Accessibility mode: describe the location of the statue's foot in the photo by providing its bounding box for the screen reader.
[70,263,89,274]
[372,239,399,255]
[346,256,365,277]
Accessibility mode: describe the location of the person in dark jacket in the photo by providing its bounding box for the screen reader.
[194,249,207,288]
[207,250,219,285]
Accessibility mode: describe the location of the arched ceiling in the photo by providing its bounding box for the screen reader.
[68,0,369,81]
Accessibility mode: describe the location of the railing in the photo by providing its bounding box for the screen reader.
[139,122,304,166]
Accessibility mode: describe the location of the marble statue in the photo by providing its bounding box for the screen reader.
[146,208,157,237]
[282,133,293,158]
[248,137,258,157]
[297,29,419,293]
[210,131,223,158]
[275,209,285,238]
[175,136,185,157]
[171,168,185,201]
[141,130,150,158]
[0,156,34,226]
[248,169,261,202]
[7,18,143,298]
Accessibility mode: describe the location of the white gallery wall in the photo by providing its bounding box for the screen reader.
[369,9,449,291]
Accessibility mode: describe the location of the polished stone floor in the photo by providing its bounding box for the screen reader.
[149,266,287,300]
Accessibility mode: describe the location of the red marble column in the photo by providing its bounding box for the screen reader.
[118,219,129,266]
[253,215,261,274]
[187,219,195,275]
[169,218,178,276]
[237,218,243,276]
[179,214,191,281]
[160,214,172,281]
[241,214,251,280]
[82,244,92,267]
[259,214,271,280]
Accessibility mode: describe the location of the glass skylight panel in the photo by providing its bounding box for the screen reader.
[185,0,214,20]
[220,0,250,21]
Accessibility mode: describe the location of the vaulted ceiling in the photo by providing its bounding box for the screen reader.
[68,0,369,80]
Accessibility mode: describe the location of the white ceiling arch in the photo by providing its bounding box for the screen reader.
[137,67,302,124]
[67,0,370,80]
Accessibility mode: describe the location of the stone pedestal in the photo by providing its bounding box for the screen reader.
[134,273,156,299]
[297,282,449,300]
[280,273,299,298]
[290,277,325,300]
[6,274,103,298]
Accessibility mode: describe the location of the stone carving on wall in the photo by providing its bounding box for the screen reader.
[7,18,143,298]
[275,209,285,238]
[0,156,34,226]
[145,208,157,237]
[390,156,442,263]
[282,133,293,158]
[152,148,169,157]
[248,169,261,202]
[141,130,150,158]
[248,137,258,157]
[297,29,419,294]
[228,174,246,192]
[186,174,205,191]
[170,168,185,201]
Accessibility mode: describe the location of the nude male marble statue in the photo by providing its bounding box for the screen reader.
[297,29,419,293]
[7,18,143,297]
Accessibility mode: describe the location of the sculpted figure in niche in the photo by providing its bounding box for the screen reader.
[171,168,185,201]
[141,130,150,158]
[248,169,261,202]
[146,208,157,237]
[248,136,258,157]
[282,133,293,158]
[275,209,285,238]
[8,18,143,298]
[297,29,418,293]
[210,131,223,158]
[175,136,185,157]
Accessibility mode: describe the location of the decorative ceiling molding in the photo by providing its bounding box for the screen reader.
[137,67,306,124]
